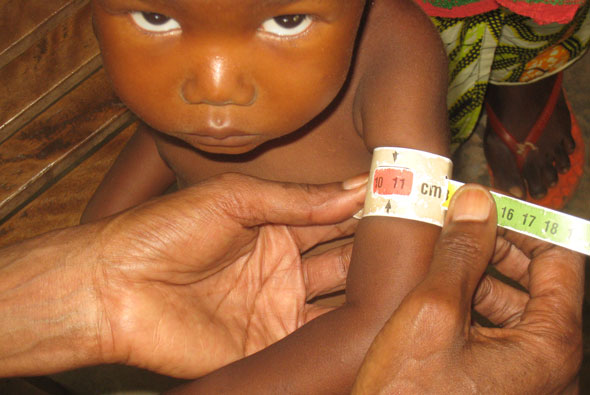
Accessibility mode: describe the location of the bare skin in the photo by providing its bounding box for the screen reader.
[0,174,366,378]
[353,185,583,394]
[86,0,450,392]
[484,74,576,200]
[2,181,581,394]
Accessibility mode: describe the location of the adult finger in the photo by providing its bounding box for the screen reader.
[494,226,584,332]
[521,246,584,332]
[290,217,358,253]
[205,173,368,228]
[506,246,585,390]
[473,274,529,327]
[303,242,353,301]
[488,232,532,288]
[418,184,498,321]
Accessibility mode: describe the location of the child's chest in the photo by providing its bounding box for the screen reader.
[156,119,373,187]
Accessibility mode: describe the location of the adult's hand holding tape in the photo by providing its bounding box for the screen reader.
[353,184,584,394]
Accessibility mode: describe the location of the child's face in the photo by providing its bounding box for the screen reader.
[92,0,366,154]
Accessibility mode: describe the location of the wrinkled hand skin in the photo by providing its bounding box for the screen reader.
[353,185,584,394]
[94,173,366,378]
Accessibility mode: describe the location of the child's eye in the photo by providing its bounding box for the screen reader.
[260,14,312,37]
[130,11,181,33]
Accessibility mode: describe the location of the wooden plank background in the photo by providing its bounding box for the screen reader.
[0,2,102,144]
[0,0,135,248]
[0,0,87,68]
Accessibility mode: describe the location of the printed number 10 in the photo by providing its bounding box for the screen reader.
[375,176,404,189]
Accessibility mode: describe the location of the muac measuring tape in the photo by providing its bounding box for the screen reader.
[362,147,590,256]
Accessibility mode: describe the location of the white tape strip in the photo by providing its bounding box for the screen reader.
[363,147,452,226]
[362,147,590,256]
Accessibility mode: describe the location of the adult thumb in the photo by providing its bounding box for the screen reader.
[423,184,498,315]
[212,173,368,227]
[352,186,498,394]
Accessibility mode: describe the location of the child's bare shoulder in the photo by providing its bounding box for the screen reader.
[354,0,444,75]
[350,0,449,153]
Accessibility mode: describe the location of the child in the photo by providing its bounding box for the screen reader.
[86,0,450,392]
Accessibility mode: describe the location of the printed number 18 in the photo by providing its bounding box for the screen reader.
[544,220,559,235]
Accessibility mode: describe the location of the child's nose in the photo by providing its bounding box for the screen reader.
[181,55,256,106]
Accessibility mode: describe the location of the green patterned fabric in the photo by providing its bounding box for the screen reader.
[432,2,590,151]
[425,0,488,9]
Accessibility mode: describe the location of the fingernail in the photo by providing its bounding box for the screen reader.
[342,173,369,190]
[449,185,493,222]
[353,209,364,219]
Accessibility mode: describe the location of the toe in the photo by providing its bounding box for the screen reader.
[555,142,572,173]
[523,158,548,200]
[484,132,526,198]
[541,159,558,187]
[555,93,575,155]
[562,133,576,154]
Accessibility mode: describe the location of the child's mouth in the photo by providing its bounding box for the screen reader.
[180,132,262,150]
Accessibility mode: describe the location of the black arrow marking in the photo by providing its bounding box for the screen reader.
[385,200,391,213]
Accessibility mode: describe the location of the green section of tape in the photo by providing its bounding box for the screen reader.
[448,181,590,256]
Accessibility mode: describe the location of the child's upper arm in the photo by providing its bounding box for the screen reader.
[80,124,176,223]
[347,0,451,304]
[353,0,449,155]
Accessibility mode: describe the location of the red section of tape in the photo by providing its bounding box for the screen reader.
[373,167,413,196]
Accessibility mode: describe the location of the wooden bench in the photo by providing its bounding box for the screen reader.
[0,0,138,248]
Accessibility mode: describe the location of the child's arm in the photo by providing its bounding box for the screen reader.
[170,0,450,393]
[80,124,176,223]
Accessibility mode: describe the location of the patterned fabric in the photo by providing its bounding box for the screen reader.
[417,0,586,24]
[418,0,498,20]
[432,2,590,151]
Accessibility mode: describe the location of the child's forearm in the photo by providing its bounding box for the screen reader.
[169,219,439,394]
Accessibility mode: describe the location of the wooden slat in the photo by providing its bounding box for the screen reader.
[0,122,136,247]
[0,2,101,144]
[0,69,135,224]
[0,0,88,68]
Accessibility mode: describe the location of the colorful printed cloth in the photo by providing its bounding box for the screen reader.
[417,0,587,24]
[431,2,590,150]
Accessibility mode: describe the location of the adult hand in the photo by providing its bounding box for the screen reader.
[0,173,366,379]
[353,184,584,394]
[95,173,367,378]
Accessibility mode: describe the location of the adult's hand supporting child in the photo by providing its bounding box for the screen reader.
[0,173,367,379]
[353,184,584,394]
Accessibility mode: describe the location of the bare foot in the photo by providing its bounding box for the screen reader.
[483,74,576,200]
